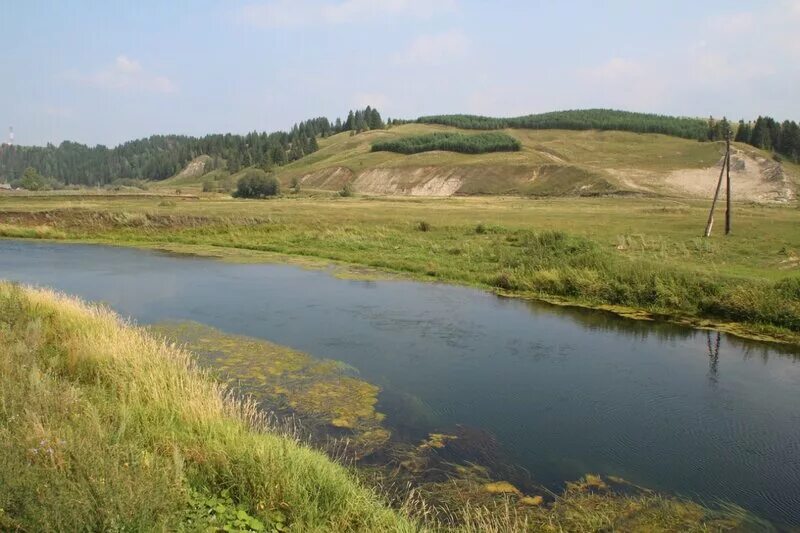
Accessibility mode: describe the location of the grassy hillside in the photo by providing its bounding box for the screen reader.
[273,124,796,200]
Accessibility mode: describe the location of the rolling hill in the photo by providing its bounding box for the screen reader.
[156,123,798,203]
[272,124,797,201]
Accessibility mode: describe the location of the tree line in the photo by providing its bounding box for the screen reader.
[418,109,800,162]
[417,109,711,140]
[371,132,521,155]
[0,107,384,186]
[733,117,800,162]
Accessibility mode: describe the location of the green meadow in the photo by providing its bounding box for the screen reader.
[1,193,798,343]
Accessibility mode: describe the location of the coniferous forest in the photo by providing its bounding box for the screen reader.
[418,109,800,162]
[0,107,382,186]
[416,109,712,140]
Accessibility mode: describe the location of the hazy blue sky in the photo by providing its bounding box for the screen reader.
[3,1,799,146]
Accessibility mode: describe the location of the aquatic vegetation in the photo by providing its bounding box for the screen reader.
[149,321,390,456]
[519,495,543,506]
[420,433,458,450]
[483,481,522,496]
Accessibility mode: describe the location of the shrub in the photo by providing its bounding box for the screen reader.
[234,170,280,199]
[475,223,487,234]
[417,221,431,232]
[339,182,354,197]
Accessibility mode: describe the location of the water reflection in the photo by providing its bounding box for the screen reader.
[706,331,721,385]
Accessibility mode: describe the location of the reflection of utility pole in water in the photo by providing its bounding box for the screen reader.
[706,331,721,384]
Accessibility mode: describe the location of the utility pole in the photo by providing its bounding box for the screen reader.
[724,131,731,235]
[704,126,732,237]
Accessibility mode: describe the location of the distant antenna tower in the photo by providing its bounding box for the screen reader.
[7,126,13,146]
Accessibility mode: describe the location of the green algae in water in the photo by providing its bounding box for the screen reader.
[149,321,389,455]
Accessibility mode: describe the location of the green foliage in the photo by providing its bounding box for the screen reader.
[290,176,301,193]
[0,117,333,185]
[416,220,431,232]
[745,116,800,162]
[339,181,354,197]
[372,132,521,154]
[338,106,384,133]
[417,109,711,140]
[15,166,63,191]
[234,170,280,199]
[182,489,283,532]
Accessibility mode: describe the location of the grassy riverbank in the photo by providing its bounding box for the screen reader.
[1,194,799,344]
[0,283,767,531]
[0,282,411,531]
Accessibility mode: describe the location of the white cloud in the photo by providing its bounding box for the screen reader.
[394,30,468,65]
[70,56,177,94]
[238,0,456,28]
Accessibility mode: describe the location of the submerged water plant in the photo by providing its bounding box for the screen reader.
[149,321,390,456]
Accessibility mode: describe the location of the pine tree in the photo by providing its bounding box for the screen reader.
[368,108,383,129]
[734,120,751,143]
[750,117,771,149]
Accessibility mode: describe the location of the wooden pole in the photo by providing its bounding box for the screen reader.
[725,133,732,235]
[704,144,728,237]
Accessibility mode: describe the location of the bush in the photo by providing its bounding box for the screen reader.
[339,182,354,197]
[234,170,280,198]
[417,221,431,232]
[16,167,64,191]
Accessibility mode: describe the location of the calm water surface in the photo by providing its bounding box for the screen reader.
[1,240,799,526]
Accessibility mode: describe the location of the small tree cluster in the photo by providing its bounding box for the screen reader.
[233,169,280,198]
[336,106,384,134]
[371,132,521,155]
[735,117,800,161]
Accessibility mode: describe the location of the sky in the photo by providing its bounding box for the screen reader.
[2,0,799,147]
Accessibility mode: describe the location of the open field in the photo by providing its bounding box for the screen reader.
[1,193,799,344]
[0,283,766,531]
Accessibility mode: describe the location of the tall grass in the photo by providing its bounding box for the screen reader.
[0,282,411,531]
[492,230,800,333]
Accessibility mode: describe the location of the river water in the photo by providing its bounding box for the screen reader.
[1,240,798,526]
